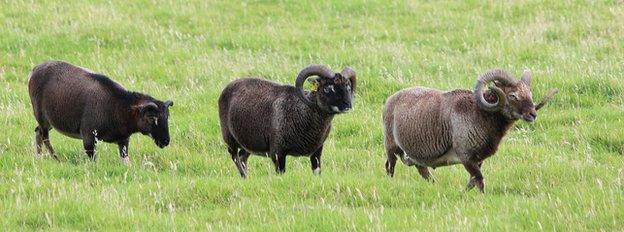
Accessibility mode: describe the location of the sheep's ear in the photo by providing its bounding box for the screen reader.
[521,69,532,86]
[308,76,322,92]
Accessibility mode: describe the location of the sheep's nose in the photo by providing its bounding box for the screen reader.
[523,112,537,122]
[341,103,352,112]
[158,139,170,148]
[530,112,537,118]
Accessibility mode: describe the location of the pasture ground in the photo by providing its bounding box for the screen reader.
[1,0,623,231]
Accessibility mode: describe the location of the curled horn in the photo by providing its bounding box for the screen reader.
[535,89,558,110]
[474,69,517,112]
[164,99,174,107]
[521,69,532,86]
[295,64,334,105]
[138,102,158,115]
[340,67,357,93]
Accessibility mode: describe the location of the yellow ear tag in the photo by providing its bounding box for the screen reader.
[310,82,319,92]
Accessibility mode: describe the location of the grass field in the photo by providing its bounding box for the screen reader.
[1,0,623,231]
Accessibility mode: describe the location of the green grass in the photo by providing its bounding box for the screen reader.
[1,0,623,230]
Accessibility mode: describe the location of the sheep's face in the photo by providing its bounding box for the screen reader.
[310,74,354,114]
[498,82,537,122]
[135,100,173,148]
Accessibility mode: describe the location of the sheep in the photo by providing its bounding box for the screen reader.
[28,61,173,164]
[383,69,557,192]
[218,64,356,177]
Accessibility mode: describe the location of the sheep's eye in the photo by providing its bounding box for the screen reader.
[324,85,334,93]
[509,93,518,100]
[150,117,159,126]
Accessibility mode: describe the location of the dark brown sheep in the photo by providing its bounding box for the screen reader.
[218,64,356,177]
[28,61,173,164]
[383,69,557,192]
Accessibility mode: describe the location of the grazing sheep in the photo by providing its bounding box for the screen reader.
[383,69,557,192]
[28,61,173,164]
[218,64,356,177]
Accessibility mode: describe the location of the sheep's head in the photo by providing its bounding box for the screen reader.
[133,99,173,148]
[474,69,557,122]
[295,65,356,114]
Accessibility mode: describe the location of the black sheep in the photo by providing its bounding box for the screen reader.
[218,64,356,177]
[28,61,173,164]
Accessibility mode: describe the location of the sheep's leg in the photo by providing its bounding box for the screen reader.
[270,151,286,174]
[44,140,59,161]
[237,149,250,178]
[34,127,44,157]
[37,126,59,161]
[310,146,323,175]
[385,154,397,177]
[462,160,485,193]
[33,109,58,160]
[118,138,130,165]
[239,150,250,168]
[385,146,402,177]
[227,146,246,178]
[417,166,434,182]
[82,134,97,161]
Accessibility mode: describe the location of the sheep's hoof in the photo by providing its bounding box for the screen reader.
[313,167,321,175]
[465,178,476,191]
[121,157,131,166]
[465,177,485,193]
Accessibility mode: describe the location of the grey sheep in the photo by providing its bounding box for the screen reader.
[383,69,557,192]
[218,64,356,177]
[28,61,173,164]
